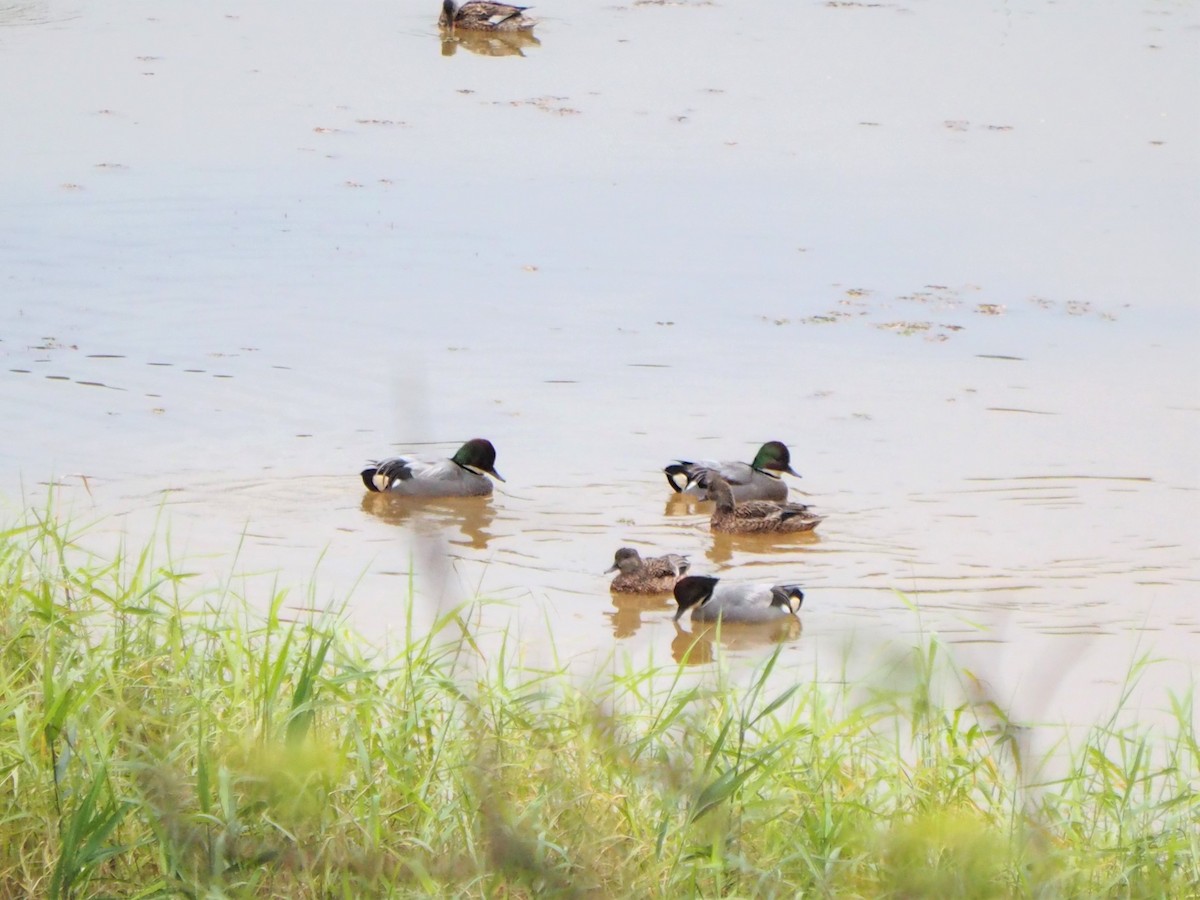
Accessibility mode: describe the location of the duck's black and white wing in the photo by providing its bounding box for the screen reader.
[362,457,410,492]
[665,457,753,494]
[361,455,444,492]
[690,459,758,490]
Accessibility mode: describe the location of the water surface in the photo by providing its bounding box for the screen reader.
[1,0,1197,731]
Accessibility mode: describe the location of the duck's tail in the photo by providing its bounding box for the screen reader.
[663,462,694,493]
[780,504,822,529]
[362,458,413,492]
[361,465,384,492]
[771,585,805,613]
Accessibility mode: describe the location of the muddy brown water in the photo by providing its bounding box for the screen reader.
[1,1,1197,735]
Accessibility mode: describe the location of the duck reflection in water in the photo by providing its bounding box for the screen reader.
[663,491,707,518]
[671,616,802,666]
[706,529,821,565]
[360,492,496,549]
[606,593,673,640]
[441,29,541,57]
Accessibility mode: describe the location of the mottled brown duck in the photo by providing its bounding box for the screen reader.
[706,474,822,534]
[606,547,689,594]
[438,0,537,32]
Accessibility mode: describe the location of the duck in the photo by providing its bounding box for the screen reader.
[706,474,823,534]
[361,438,504,497]
[663,440,800,503]
[438,0,537,32]
[606,547,690,594]
[673,575,804,624]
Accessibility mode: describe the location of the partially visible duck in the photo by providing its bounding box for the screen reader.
[606,547,690,594]
[438,0,537,32]
[361,438,504,497]
[706,474,822,534]
[663,440,800,503]
[673,575,804,624]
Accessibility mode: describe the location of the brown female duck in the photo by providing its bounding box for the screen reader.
[606,547,690,594]
[439,0,537,32]
[706,474,823,534]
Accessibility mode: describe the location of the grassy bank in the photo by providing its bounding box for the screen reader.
[0,509,1197,897]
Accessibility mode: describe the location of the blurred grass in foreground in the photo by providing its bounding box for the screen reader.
[0,504,1196,898]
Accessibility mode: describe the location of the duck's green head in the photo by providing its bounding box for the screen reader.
[673,575,718,620]
[453,438,505,482]
[751,440,799,478]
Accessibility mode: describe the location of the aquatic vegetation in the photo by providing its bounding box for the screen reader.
[0,509,1195,897]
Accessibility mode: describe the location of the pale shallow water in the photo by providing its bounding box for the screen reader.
[1,1,1198,735]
